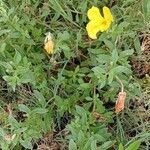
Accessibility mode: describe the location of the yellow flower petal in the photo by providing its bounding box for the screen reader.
[44,40,54,54]
[86,6,114,39]
[87,6,103,21]
[103,6,113,22]
[86,20,102,39]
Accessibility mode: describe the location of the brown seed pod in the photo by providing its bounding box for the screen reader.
[115,76,127,113]
[115,91,126,113]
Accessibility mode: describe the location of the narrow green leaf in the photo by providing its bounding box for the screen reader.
[111,49,119,64]
[0,43,6,53]
[34,90,46,108]
[134,37,141,54]
[108,69,114,84]
[18,104,30,113]
[98,141,114,150]
[120,49,134,57]
[125,140,141,150]
[118,143,124,150]
[14,51,21,65]
[143,0,150,18]
[20,140,32,149]
[32,108,48,114]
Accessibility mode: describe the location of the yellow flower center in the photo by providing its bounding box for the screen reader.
[102,20,107,26]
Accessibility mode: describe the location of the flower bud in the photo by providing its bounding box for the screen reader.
[44,32,54,54]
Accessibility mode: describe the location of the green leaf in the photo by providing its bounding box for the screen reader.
[77,130,85,144]
[95,100,105,113]
[91,140,97,150]
[15,127,28,134]
[58,31,70,41]
[120,49,134,57]
[125,140,141,150]
[79,83,91,89]
[118,143,124,150]
[0,29,11,36]
[99,76,107,89]
[97,54,111,63]
[103,39,115,50]
[3,75,17,91]
[0,127,5,137]
[108,69,114,84]
[92,66,106,77]
[98,141,114,150]
[21,71,35,84]
[0,62,13,71]
[122,0,137,7]
[111,49,119,64]
[92,66,107,88]
[93,134,106,142]
[69,139,77,150]
[14,51,21,65]
[0,42,6,53]
[108,65,131,83]
[143,0,150,18]
[18,104,31,113]
[83,137,94,150]
[20,140,32,149]
[8,115,20,129]
[61,44,74,59]
[75,105,87,124]
[134,37,141,54]
[31,108,48,114]
[43,112,52,132]
[114,66,131,74]
[34,90,46,108]
[118,22,130,29]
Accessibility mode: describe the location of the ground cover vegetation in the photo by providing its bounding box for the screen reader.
[0,0,150,149]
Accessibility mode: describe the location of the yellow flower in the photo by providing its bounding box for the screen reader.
[86,6,113,39]
[44,32,54,54]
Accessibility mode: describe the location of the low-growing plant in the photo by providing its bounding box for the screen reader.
[0,0,150,150]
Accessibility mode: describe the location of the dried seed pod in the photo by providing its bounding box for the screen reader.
[115,91,126,113]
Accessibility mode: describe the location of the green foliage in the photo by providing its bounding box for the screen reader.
[143,0,150,20]
[118,140,141,150]
[125,140,141,150]
[0,51,34,91]
[0,0,149,149]
[67,106,113,150]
